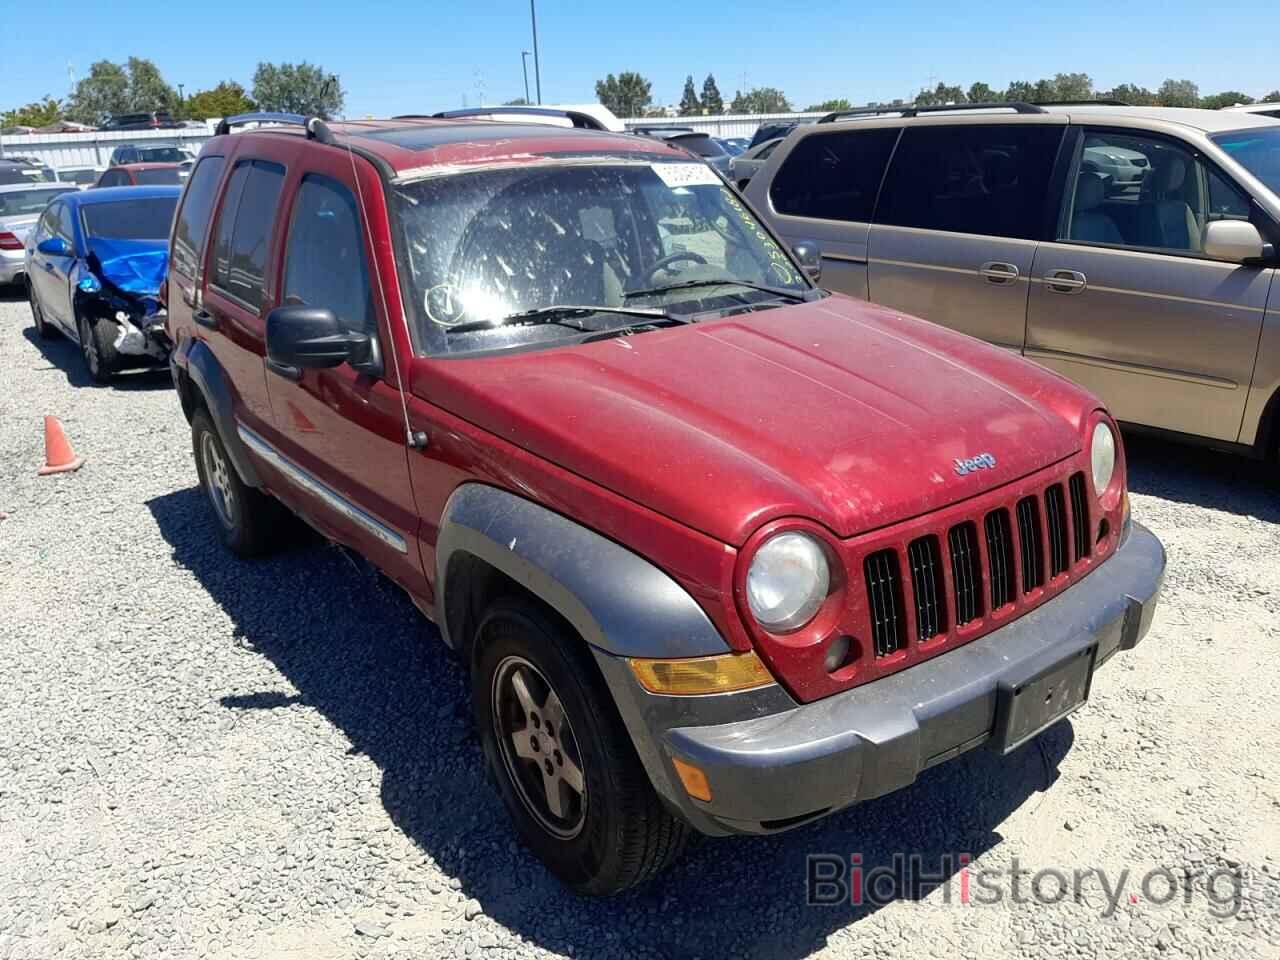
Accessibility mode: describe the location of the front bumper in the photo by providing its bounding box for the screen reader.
[597,520,1165,837]
[0,253,25,285]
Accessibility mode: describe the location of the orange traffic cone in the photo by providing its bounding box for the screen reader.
[37,416,84,476]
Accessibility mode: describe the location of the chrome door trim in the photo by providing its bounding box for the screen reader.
[868,256,1030,281]
[1024,347,1240,390]
[1043,269,1087,294]
[1028,276,1266,314]
[236,423,409,554]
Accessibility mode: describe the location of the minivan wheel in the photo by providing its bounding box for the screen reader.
[191,409,283,557]
[472,598,692,896]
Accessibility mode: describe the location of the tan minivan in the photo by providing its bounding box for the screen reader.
[746,104,1280,459]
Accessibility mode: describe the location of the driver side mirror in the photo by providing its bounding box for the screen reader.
[266,306,381,379]
[1202,220,1272,264]
[791,240,822,283]
[37,236,70,257]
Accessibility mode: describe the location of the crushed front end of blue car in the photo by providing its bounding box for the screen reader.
[74,238,171,365]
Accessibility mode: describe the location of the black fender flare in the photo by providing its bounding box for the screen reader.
[182,339,262,488]
[434,484,730,660]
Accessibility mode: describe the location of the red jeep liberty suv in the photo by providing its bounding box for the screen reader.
[166,109,1165,896]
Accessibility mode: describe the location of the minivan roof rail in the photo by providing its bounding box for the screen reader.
[1035,99,1130,107]
[412,107,608,131]
[214,112,335,144]
[818,101,1047,123]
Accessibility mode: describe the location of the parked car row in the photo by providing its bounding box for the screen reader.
[21,109,1159,896]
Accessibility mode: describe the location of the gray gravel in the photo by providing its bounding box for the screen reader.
[1,287,1278,960]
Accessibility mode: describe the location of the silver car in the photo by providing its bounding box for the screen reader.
[0,183,78,286]
[746,104,1280,459]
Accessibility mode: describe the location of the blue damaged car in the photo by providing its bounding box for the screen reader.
[25,185,180,383]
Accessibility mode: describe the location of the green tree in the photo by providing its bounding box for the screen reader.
[915,82,966,107]
[730,87,791,113]
[1264,90,1280,103]
[1199,91,1254,110]
[1101,83,1158,105]
[805,98,852,113]
[966,82,998,103]
[678,75,701,116]
[701,74,724,115]
[65,58,179,124]
[503,98,531,106]
[183,81,256,120]
[127,57,179,112]
[594,72,653,118]
[1,97,64,129]
[1048,72,1094,101]
[1157,78,1200,107]
[252,62,345,119]
[1004,80,1036,102]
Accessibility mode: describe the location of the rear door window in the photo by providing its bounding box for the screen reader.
[875,124,1064,239]
[769,128,899,222]
[209,159,285,310]
[281,175,375,334]
[171,156,225,280]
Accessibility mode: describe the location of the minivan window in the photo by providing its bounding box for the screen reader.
[1211,128,1280,198]
[875,124,1064,240]
[769,128,899,222]
[282,175,375,335]
[171,156,225,280]
[210,160,285,311]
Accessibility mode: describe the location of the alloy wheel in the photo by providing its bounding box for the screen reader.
[200,431,236,530]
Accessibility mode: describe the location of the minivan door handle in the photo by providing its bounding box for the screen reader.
[192,308,218,330]
[1044,269,1087,294]
[979,261,1019,284]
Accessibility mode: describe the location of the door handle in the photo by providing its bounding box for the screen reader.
[192,308,218,330]
[266,358,302,382]
[979,261,1019,284]
[43,261,55,273]
[1044,269,1087,294]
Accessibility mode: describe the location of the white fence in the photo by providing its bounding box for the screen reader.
[0,125,217,169]
[1,112,821,171]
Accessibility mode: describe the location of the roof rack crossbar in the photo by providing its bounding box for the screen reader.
[818,101,1047,123]
[213,112,335,144]
[421,107,607,131]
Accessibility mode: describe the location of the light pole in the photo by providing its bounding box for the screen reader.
[521,52,531,104]
[177,83,185,117]
[529,0,542,104]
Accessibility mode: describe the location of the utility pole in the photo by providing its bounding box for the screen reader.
[521,51,531,104]
[529,0,542,104]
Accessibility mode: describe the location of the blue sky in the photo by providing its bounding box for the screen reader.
[9,1,1279,116]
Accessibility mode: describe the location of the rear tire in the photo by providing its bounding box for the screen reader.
[29,283,55,339]
[191,409,286,557]
[472,597,691,896]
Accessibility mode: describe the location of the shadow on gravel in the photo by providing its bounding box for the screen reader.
[1124,430,1278,523]
[20,325,171,391]
[0,281,29,302]
[149,484,1076,959]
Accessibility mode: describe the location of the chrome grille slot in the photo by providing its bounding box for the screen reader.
[907,535,947,641]
[1015,496,1044,592]
[984,509,1015,610]
[947,522,983,626]
[864,549,906,657]
[1069,472,1091,562]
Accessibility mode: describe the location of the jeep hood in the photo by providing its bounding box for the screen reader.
[419,296,1085,546]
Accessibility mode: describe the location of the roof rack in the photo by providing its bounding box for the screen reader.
[214,112,335,144]
[1035,99,1129,107]
[411,107,608,131]
[818,101,1046,123]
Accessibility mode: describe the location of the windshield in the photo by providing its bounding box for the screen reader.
[1212,129,1280,198]
[0,187,76,217]
[392,159,809,356]
[81,197,178,240]
[135,167,183,186]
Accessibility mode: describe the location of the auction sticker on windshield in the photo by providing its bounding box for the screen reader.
[651,163,721,188]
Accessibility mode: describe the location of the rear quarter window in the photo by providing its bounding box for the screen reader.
[875,124,1065,240]
[769,128,899,222]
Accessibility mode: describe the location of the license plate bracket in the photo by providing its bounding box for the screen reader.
[994,641,1096,754]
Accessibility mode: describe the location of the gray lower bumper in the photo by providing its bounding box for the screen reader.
[597,520,1165,837]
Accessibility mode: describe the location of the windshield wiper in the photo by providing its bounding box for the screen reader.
[622,278,809,302]
[445,304,684,335]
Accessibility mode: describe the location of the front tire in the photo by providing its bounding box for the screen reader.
[191,409,285,557]
[77,313,118,384]
[472,598,691,896]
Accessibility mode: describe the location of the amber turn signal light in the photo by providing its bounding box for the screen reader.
[671,757,712,802]
[627,650,775,696]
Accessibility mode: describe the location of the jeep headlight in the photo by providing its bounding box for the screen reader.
[1091,421,1116,497]
[746,532,830,632]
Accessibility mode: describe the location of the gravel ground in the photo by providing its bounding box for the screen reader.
[1,287,1278,960]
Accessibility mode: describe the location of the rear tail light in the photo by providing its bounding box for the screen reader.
[0,232,23,251]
